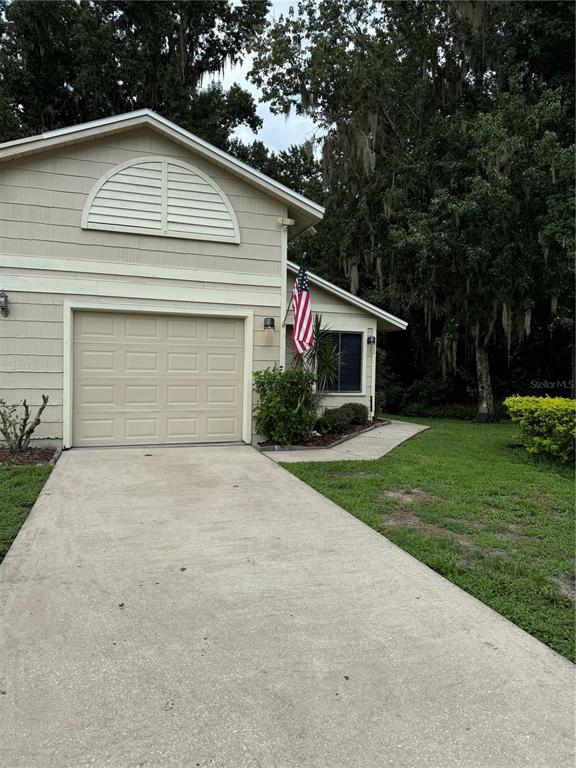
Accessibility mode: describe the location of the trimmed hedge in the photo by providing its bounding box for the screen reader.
[315,402,369,434]
[504,396,576,464]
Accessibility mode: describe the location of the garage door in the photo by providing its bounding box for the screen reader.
[73,311,244,446]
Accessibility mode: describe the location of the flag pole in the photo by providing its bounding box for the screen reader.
[282,253,306,327]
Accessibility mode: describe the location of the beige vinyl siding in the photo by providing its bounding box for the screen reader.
[0,292,280,440]
[0,128,286,277]
[285,282,377,416]
[0,128,287,442]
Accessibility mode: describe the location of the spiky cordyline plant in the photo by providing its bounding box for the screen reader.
[291,315,342,417]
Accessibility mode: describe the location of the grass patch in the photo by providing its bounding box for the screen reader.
[0,464,51,563]
[282,417,575,661]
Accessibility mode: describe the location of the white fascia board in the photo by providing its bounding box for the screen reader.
[287,260,407,331]
[0,110,325,229]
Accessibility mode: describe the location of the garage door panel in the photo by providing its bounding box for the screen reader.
[166,352,199,373]
[124,350,160,372]
[206,415,239,439]
[166,416,200,439]
[76,417,116,442]
[73,312,244,446]
[124,417,161,440]
[207,385,239,405]
[78,384,116,405]
[207,352,241,373]
[76,313,116,338]
[206,320,242,342]
[125,385,160,406]
[166,384,200,406]
[125,316,161,339]
[166,317,200,340]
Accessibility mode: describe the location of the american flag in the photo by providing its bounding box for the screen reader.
[291,262,314,355]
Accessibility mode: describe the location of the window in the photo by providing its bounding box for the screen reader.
[318,332,362,392]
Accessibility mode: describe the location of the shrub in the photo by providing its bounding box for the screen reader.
[340,402,369,425]
[315,402,369,434]
[504,396,576,463]
[253,366,316,446]
[315,408,349,435]
[0,395,49,453]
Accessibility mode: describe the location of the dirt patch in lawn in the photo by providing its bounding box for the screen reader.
[551,574,576,600]
[380,510,464,540]
[446,518,486,531]
[381,488,442,504]
[0,447,56,466]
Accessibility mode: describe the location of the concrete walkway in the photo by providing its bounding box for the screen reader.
[266,418,428,462]
[0,445,574,768]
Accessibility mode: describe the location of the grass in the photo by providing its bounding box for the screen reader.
[0,464,52,563]
[282,417,575,662]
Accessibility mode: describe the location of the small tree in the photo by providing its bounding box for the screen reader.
[0,395,49,453]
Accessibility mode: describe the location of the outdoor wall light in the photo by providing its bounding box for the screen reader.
[0,290,8,318]
[367,335,376,346]
[264,317,275,330]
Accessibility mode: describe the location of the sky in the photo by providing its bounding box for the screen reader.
[209,1,317,153]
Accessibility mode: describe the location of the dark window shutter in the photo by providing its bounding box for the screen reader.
[339,333,362,391]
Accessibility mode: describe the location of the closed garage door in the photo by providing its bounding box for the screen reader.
[73,311,244,446]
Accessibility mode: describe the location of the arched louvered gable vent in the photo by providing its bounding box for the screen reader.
[82,156,240,243]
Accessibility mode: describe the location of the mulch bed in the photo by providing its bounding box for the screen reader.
[259,418,387,450]
[0,447,57,466]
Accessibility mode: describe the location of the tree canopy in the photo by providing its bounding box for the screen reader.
[250,0,575,418]
[0,0,572,417]
[0,0,268,147]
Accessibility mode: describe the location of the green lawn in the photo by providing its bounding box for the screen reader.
[282,418,575,661]
[0,465,52,563]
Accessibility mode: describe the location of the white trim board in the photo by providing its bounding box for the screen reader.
[2,274,280,309]
[0,254,281,288]
[0,110,324,238]
[287,261,407,331]
[62,302,254,448]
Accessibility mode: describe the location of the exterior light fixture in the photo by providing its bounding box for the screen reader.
[264,317,275,330]
[0,290,8,318]
[367,335,376,346]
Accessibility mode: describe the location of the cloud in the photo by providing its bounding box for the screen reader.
[207,4,318,151]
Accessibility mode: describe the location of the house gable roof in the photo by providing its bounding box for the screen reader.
[287,261,407,332]
[0,109,324,238]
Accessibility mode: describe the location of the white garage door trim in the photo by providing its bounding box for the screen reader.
[62,302,254,448]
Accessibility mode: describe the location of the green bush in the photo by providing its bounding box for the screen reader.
[504,396,576,463]
[315,408,349,435]
[340,402,369,425]
[315,402,369,434]
[253,365,316,446]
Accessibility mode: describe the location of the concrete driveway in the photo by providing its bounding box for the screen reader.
[0,445,573,768]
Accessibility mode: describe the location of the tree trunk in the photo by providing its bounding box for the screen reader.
[475,343,495,422]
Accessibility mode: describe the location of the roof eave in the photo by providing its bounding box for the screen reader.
[287,260,407,332]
